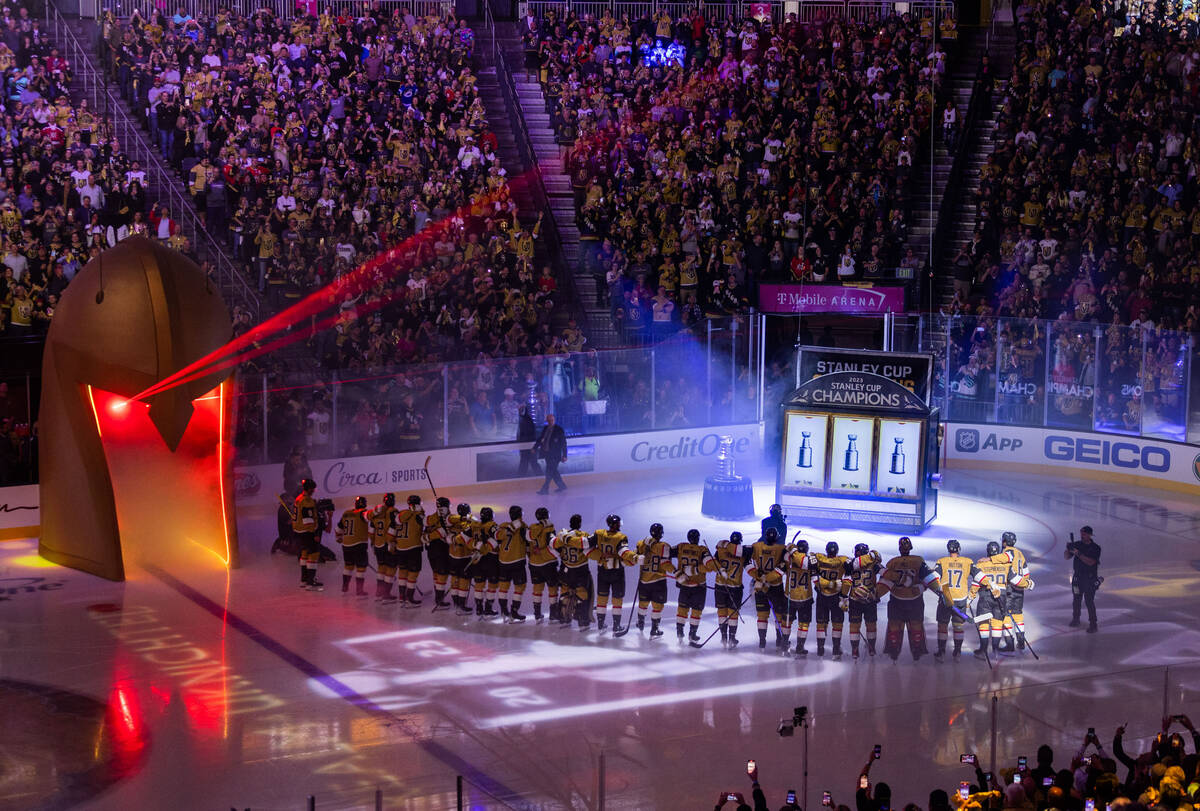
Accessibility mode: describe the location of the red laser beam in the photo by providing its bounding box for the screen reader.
[133,163,543,403]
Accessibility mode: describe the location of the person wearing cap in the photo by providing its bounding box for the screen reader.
[1065,525,1101,633]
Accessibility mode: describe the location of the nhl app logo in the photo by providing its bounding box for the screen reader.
[955,428,980,453]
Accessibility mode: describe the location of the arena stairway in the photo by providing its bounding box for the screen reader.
[486,24,622,348]
[474,40,585,345]
[931,24,1017,310]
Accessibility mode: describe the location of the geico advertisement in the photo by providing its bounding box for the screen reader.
[947,423,1200,487]
[234,424,760,503]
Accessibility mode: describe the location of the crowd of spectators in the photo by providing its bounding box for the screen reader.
[712,718,1200,811]
[523,6,955,340]
[0,5,200,345]
[104,5,578,370]
[941,0,1198,437]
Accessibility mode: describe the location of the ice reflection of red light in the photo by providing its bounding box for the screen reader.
[106,681,148,775]
[183,693,221,731]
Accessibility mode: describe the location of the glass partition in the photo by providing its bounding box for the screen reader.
[918,315,1197,446]
[1045,320,1097,432]
[235,316,760,464]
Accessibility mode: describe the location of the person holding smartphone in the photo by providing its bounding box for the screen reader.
[856,745,892,811]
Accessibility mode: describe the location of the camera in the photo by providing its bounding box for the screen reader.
[778,706,808,737]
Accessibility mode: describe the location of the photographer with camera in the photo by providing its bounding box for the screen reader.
[1065,526,1102,633]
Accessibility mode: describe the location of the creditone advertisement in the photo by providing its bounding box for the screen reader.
[234,423,761,506]
[947,423,1200,491]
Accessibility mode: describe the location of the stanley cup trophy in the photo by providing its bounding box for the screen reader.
[701,435,756,520]
[890,437,905,475]
[797,431,813,468]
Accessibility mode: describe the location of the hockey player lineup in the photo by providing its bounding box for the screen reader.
[288,477,1069,667]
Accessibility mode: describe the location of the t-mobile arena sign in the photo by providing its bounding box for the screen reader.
[759,284,906,314]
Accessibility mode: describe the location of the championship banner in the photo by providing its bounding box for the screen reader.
[759,284,906,315]
[796,347,933,405]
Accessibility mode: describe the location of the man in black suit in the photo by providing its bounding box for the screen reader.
[533,413,568,494]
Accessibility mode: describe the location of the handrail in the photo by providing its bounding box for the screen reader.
[489,41,589,332]
[45,3,261,320]
[924,36,989,313]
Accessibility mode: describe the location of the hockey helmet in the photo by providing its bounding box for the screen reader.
[407,494,421,506]
[730,530,743,544]
[569,513,583,530]
[509,505,523,520]
[456,502,471,517]
[854,543,870,558]
[1001,531,1017,547]
[946,539,961,554]
[354,496,367,510]
[650,522,664,538]
[301,478,316,493]
[383,493,396,507]
[795,539,809,553]
[687,529,701,543]
[769,503,783,516]
[535,506,550,521]
[436,496,451,509]
[825,541,839,557]
[898,536,913,555]
[479,507,494,522]
[986,541,1001,557]
[606,514,621,530]
[764,527,779,543]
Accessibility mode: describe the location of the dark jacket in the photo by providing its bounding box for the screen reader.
[534,422,567,462]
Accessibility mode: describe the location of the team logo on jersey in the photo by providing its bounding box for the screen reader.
[955,428,980,453]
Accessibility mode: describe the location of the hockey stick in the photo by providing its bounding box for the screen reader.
[1003,606,1039,660]
[423,455,439,501]
[613,579,640,637]
[690,589,755,648]
[278,493,298,521]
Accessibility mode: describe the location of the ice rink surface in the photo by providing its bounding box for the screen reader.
[3,465,1200,811]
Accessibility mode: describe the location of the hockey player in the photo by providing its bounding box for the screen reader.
[933,540,976,661]
[972,541,1011,660]
[448,503,476,614]
[848,542,882,660]
[527,507,560,622]
[673,529,714,643]
[714,531,747,648]
[745,527,787,650]
[395,494,425,607]
[875,537,944,661]
[634,523,675,638]
[813,541,851,659]
[1000,531,1035,650]
[425,497,453,610]
[593,514,635,633]
[783,539,814,656]
[473,507,501,617]
[553,514,593,630]
[369,493,399,601]
[496,506,529,622]
[335,496,371,596]
[293,478,323,590]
